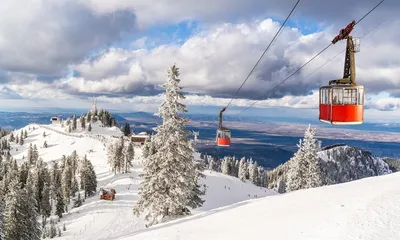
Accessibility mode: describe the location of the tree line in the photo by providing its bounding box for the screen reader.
[0,145,97,239]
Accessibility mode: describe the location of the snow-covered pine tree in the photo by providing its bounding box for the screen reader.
[2,179,24,240]
[208,157,215,171]
[40,182,51,218]
[49,220,57,238]
[285,143,306,192]
[19,162,29,188]
[24,129,28,138]
[23,177,42,239]
[88,123,92,131]
[71,177,79,197]
[248,160,259,184]
[107,142,117,173]
[286,125,322,191]
[302,124,323,188]
[70,150,78,179]
[9,132,14,142]
[221,157,230,175]
[80,155,97,197]
[125,142,135,173]
[134,64,203,226]
[72,114,77,130]
[187,158,206,209]
[238,157,247,181]
[3,178,41,240]
[43,131,46,138]
[86,111,92,122]
[61,160,72,211]
[43,141,47,148]
[32,144,39,165]
[81,115,86,129]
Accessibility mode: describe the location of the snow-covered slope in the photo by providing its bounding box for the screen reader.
[5,122,277,240]
[268,145,391,191]
[118,172,400,240]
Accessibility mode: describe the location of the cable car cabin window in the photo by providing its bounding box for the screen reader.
[320,89,324,104]
[343,88,358,105]
[358,88,364,105]
[218,130,231,139]
[325,88,330,104]
[320,88,330,104]
[332,88,343,105]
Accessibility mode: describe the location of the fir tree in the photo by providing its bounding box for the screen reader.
[81,115,86,129]
[24,129,28,138]
[122,123,131,136]
[40,183,51,218]
[88,123,92,132]
[125,142,135,173]
[248,160,258,184]
[303,124,323,188]
[86,111,92,122]
[238,157,247,181]
[9,133,14,142]
[134,64,203,226]
[43,141,48,148]
[3,179,24,240]
[286,124,323,191]
[61,161,72,211]
[221,157,230,175]
[72,114,77,130]
[80,155,97,198]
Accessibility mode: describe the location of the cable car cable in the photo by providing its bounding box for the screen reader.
[355,0,385,25]
[234,0,385,116]
[297,16,389,84]
[224,0,301,110]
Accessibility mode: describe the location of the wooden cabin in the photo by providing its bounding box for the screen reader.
[50,117,61,124]
[131,132,150,145]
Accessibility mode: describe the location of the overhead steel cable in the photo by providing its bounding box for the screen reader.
[294,16,390,87]
[235,0,385,116]
[224,0,301,109]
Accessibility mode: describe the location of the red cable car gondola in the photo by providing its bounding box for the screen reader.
[319,21,364,125]
[216,107,231,146]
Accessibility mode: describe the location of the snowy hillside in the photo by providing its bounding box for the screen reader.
[268,144,391,192]
[3,122,276,240]
[118,172,400,240]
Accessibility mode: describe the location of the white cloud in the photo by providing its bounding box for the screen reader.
[0,0,137,76]
[1,1,399,117]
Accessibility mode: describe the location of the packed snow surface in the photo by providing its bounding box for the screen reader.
[5,122,277,240]
[7,122,399,240]
[117,172,400,240]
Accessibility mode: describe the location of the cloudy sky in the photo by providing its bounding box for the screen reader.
[0,0,399,122]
